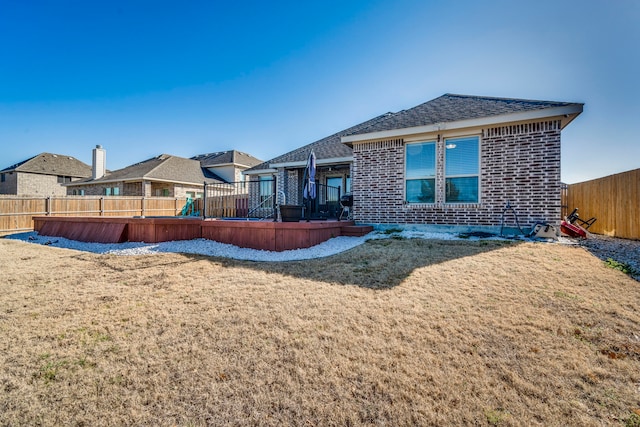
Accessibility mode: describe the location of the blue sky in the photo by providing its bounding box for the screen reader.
[1,0,638,183]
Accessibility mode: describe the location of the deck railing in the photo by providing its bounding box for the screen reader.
[203,179,277,220]
[202,180,342,220]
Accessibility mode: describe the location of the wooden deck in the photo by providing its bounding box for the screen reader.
[32,216,373,251]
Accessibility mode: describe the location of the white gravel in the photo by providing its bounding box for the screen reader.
[5,230,475,262]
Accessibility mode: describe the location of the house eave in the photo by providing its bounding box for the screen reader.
[204,162,253,169]
[269,156,354,169]
[243,168,277,176]
[341,104,584,144]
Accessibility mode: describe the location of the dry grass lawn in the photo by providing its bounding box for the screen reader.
[1,237,639,426]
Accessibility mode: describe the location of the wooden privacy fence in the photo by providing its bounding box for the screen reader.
[0,196,184,234]
[565,168,640,240]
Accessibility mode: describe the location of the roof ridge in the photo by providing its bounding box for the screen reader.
[139,154,173,178]
[442,92,579,105]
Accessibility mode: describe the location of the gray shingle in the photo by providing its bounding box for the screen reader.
[347,93,582,135]
[1,153,92,177]
[69,154,223,185]
[246,93,581,174]
[192,150,263,168]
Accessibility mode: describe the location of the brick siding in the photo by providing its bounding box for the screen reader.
[352,120,562,228]
[4,172,73,196]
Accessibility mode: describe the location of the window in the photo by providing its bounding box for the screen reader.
[57,175,71,183]
[259,176,273,208]
[405,141,436,203]
[1,173,5,182]
[346,175,351,194]
[104,187,120,196]
[445,136,479,203]
[326,176,342,202]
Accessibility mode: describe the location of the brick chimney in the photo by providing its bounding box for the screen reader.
[92,145,106,179]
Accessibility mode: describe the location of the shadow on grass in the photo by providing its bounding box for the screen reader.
[192,237,522,289]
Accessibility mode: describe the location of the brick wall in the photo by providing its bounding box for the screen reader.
[0,172,18,194]
[352,120,562,228]
[16,172,69,196]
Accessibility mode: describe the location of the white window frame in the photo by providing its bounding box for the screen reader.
[444,135,481,204]
[404,140,437,204]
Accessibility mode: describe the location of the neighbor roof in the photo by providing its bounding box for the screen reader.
[67,154,223,186]
[191,150,263,168]
[343,93,583,142]
[1,153,92,177]
[245,113,393,173]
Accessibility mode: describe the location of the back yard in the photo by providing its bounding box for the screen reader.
[0,237,639,426]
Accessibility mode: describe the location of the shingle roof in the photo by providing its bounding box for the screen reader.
[246,93,582,174]
[347,93,583,135]
[1,153,92,177]
[68,154,223,185]
[191,150,263,168]
[245,113,393,172]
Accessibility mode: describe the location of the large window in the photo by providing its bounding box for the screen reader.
[259,176,273,208]
[326,176,342,202]
[405,141,436,203]
[445,136,479,203]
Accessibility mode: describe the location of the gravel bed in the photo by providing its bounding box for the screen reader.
[579,234,640,281]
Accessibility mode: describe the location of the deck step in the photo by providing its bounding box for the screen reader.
[340,225,374,237]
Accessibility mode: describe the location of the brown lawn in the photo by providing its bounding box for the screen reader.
[0,237,639,426]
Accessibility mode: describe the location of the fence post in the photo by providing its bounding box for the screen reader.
[100,197,104,216]
[141,197,146,217]
[46,196,51,216]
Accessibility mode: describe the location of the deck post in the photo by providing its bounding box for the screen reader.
[202,181,207,219]
[272,176,277,222]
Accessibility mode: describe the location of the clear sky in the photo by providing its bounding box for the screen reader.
[1,0,638,184]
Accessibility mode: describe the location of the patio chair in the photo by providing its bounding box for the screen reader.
[566,208,597,230]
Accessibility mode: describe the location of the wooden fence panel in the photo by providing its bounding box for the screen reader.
[101,197,142,217]
[566,168,640,239]
[48,197,102,217]
[146,197,181,216]
[0,197,47,232]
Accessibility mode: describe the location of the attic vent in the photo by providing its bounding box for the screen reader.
[483,120,561,137]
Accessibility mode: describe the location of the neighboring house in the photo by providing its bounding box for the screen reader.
[191,150,263,183]
[247,93,583,229]
[66,153,224,198]
[0,153,92,196]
